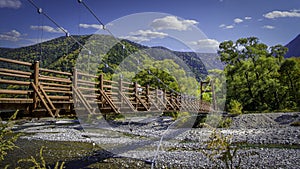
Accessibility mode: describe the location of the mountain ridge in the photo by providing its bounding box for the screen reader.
[0,34,221,81]
[285,34,300,58]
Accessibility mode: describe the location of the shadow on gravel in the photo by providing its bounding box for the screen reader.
[275,114,299,125]
[62,149,114,169]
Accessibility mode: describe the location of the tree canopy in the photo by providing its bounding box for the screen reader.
[218,37,299,112]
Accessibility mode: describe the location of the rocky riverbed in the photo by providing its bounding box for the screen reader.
[2,112,300,168]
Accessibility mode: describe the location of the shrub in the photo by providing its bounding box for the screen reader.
[17,146,65,169]
[219,117,232,128]
[0,111,19,162]
[202,126,259,169]
[228,100,243,115]
[162,111,179,120]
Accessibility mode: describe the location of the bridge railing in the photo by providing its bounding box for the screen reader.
[0,57,73,115]
[0,57,213,117]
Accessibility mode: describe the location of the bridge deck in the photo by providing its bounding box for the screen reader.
[0,57,214,117]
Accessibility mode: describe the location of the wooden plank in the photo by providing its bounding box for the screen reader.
[122,81,133,85]
[78,87,98,91]
[31,82,55,117]
[0,72,30,79]
[99,89,120,114]
[77,79,98,85]
[135,94,149,111]
[48,96,70,100]
[40,68,72,76]
[43,89,72,94]
[39,85,56,110]
[42,86,71,91]
[40,82,70,88]
[104,80,118,84]
[118,91,136,112]
[0,68,32,76]
[102,84,112,89]
[77,71,98,78]
[0,98,33,103]
[72,86,94,114]
[0,79,30,85]
[40,76,72,83]
[0,89,29,95]
[0,57,32,66]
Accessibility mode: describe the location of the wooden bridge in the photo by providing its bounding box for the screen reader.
[0,57,213,118]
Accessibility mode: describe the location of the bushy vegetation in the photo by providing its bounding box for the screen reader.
[218,37,300,112]
[228,100,243,115]
[202,126,259,169]
[17,146,65,169]
[0,111,19,162]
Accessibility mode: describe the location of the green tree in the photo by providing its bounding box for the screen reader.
[279,57,300,109]
[218,37,288,111]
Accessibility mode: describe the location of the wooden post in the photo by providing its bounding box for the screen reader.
[33,61,39,109]
[156,89,159,105]
[163,89,167,105]
[211,80,217,111]
[146,84,150,106]
[98,74,103,105]
[200,81,203,101]
[73,68,78,88]
[134,82,138,109]
[73,68,78,107]
[119,77,123,106]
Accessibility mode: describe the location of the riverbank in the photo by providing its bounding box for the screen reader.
[2,112,300,168]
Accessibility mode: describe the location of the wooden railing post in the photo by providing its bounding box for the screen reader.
[155,89,159,105]
[163,89,167,105]
[134,82,138,109]
[200,81,203,101]
[33,61,39,109]
[146,84,150,106]
[98,74,103,104]
[118,77,123,105]
[72,68,78,106]
[211,80,217,111]
[73,68,78,88]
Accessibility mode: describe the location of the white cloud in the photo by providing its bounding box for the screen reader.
[120,29,168,43]
[219,24,226,28]
[151,16,198,31]
[219,24,234,29]
[190,39,220,52]
[234,18,243,24]
[30,25,65,33]
[225,25,234,29]
[0,0,21,9]
[262,25,275,29]
[79,23,103,30]
[245,16,252,20]
[263,10,300,19]
[130,30,168,38]
[0,29,22,41]
[119,35,150,43]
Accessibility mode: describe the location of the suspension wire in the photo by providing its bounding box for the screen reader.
[28,0,212,98]
[26,0,115,72]
[40,14,44,66]
[77,0,206,97]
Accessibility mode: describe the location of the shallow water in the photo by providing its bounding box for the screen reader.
[1,138,150,169]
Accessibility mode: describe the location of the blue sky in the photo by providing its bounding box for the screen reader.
[0,0,300,53]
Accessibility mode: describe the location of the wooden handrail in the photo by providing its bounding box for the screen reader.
[0,57,32,66]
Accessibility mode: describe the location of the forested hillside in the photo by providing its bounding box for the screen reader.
[0,34,210,82]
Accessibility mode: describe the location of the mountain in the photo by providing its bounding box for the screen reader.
[0,34,221,82]
[285,34,300,58]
